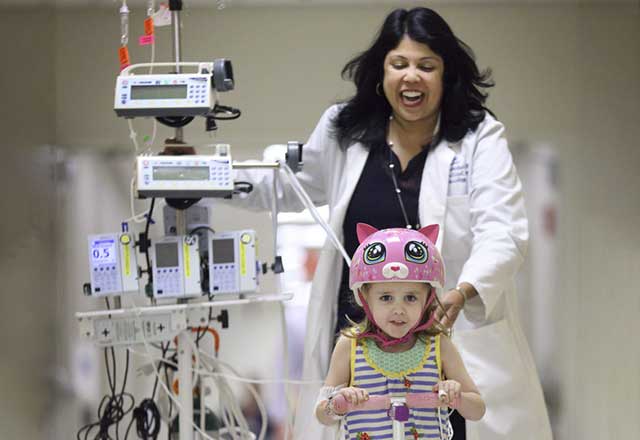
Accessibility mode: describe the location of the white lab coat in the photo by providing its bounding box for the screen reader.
[233,105,552,440]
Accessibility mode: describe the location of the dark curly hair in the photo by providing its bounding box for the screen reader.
[333,7,495,150]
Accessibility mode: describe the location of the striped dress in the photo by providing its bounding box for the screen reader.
[343,335,448,440]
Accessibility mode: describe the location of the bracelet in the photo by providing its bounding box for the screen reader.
[317,385,345,422]
[324,395,344,421]
[454,285,469,303]
[326,395,336,414]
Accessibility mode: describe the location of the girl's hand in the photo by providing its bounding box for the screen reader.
[335,386,369,407]
[433,380,461,407]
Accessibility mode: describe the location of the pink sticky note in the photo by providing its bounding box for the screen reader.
[139,35,155,46]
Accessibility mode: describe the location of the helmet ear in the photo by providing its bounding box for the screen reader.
[356,223,379,243]
[418,224,439,245]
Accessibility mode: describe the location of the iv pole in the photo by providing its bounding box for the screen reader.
[168,1,194,439]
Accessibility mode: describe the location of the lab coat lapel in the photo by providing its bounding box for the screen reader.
[419,139,455,249]
[310,141,368,372]
[329,142,369,233]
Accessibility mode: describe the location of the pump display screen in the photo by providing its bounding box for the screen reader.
[156,243,179,268]
[91,239,117,265]
[131,85,188,100]
[152,166,209,181]
[212,239,235,264]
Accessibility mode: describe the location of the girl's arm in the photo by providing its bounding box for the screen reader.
[438,334,486,421]
[315,335,366,425]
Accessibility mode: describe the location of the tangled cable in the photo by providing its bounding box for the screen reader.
[130,398,162,439]
[77,349,135,440]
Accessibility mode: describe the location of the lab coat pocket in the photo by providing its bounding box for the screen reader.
[453,319,535,440]
[443,195,472,258]
[453,319,527,405]
[446,195,470,225]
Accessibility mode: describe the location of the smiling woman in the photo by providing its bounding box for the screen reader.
[232,6,552,440]
[382,36,443,147]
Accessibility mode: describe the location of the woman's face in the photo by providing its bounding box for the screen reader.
[382,36,444,127]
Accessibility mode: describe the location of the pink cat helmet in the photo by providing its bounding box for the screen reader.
[349,223,445,306]
[348,223,445,346]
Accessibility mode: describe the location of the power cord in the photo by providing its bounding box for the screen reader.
[124,342,171,440]
[155,116,195,128]
[129,399,162,440]
[137,198,156,291]
[77,347,134,439]
[209,104,241,120]
[233,181,254,195]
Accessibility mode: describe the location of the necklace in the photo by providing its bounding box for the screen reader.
[387,115,429,230]
[387,141,414,230]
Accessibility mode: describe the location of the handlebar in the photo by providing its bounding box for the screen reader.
[332,392,447,415]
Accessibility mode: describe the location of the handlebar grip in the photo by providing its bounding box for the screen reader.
[406,392,442,408]
[331,394,390,415]
[332,392,447,415]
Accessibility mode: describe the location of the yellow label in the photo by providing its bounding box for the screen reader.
[183,242,190,277]
[123,244,131,276]
[240,241,246,276]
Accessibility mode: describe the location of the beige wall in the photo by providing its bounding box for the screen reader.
[0,2,638,439]
[0,7,58,440]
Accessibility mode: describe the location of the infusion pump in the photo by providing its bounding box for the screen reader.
[137,146,233,199]
[209,230,258,295]
[114,73,212,117]
[151,235,202,298]
[114,60,234,118]
[87,233,138,296]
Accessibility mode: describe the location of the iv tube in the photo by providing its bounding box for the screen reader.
[120,1,129,46]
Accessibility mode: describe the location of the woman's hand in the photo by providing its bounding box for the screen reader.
[433,380,462,407]
[433,289,465,328]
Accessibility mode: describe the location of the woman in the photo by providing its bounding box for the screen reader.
[234,7,552,440]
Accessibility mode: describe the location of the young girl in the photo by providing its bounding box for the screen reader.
[315,224,485,439]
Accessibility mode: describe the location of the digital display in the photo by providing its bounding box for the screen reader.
[212,239,235,264]
[131,84,188,100]
[156,243,179,268]
[152,166,210,181]
[91,239,117,265]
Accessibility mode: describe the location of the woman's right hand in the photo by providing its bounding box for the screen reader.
[433,288,465,329]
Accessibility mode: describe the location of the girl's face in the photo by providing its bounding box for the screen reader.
[382,35,444,128]
[364,282,431,339]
